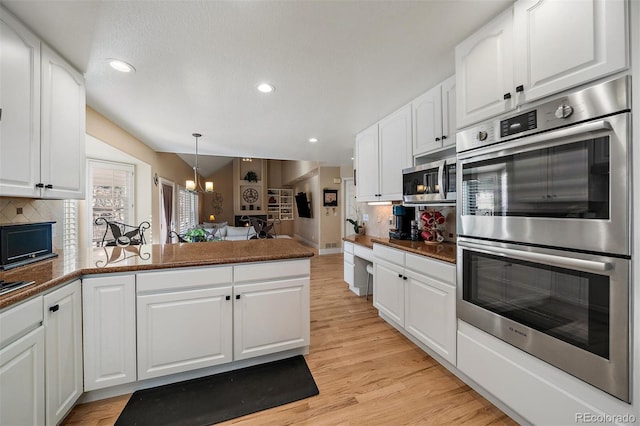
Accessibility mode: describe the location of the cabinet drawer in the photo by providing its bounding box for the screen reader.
[0,297,43,348]
[373,244,404,266]
[344,242,354,254]
[234,259,310,283]
[344,252,354,264]
[353,244,374,262]
[405,253,455,286]
[137,266,233,293]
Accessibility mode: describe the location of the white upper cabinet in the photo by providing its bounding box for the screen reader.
[456,0,628,128]
[356,105,412,202]
[355,123,380,201]
[513,0,627,103]
[0,7,86,199]
[412,75,456,157]
[40,45,86,199]
[456,7,514,129]
[0,8,41,198]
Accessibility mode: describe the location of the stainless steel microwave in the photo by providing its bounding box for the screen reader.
[402,157,456,205]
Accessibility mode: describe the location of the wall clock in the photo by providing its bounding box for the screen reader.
[242,187,259,204]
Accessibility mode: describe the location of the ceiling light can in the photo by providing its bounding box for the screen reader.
[108,59,136,73]
[308,138,319,143]
[256,83,275,93]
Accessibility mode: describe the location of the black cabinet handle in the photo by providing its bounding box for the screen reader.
[403,276,408,280]
[35,183,44,188]
[442,135,447,140]
[398,273,403,278]
[435,137,441,141]
[503,93,512,100]
[516,85,524,92]
[225,295,230,301]
[49,304,59,313]
[236,295,241,300]
[45,184,53,189]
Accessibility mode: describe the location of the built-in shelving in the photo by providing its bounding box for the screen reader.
[267,188,293,221]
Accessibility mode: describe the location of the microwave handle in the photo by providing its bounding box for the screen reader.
[438,163,445,199]
[460,241,612,274]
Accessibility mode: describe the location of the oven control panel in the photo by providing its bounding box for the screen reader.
[500,110,537,137]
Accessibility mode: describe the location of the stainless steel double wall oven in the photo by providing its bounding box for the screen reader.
[456,76,632,402]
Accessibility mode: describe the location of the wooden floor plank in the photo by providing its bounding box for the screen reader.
[62,252,516,426]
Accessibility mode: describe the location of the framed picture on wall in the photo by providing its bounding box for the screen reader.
[323,189,338,206]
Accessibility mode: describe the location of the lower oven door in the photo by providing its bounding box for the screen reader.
[457,237,630,402]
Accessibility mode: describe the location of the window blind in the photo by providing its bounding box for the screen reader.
[177,186,198,233]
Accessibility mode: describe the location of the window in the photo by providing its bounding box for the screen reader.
[88,160,135,246]
[177,186,198,233]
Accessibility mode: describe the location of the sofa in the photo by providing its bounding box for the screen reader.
[202,222,290,241]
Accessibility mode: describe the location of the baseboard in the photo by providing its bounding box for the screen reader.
[319,247,342,255]
[293,234,318,249]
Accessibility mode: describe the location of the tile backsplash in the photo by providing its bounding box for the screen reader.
[0,197,65,249]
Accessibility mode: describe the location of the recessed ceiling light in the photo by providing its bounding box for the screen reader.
[108,59,136,73]
[256,83,275,93]
[308,138,318,143]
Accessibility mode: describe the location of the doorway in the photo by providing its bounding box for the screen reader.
[342,177,356,238]
[159,178,175,243]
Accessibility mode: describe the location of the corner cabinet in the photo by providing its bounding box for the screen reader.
[456,0,628,128]
[373,244,457,365]
[0,7,86,199]
[82,274,137,391]
[43,280,83,426]
[355,104,412,202]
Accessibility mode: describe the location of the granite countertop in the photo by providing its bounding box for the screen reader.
[0,239,314,310]
[343,234,456,264]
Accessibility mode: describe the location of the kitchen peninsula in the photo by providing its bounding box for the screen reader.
[0,238,313,425]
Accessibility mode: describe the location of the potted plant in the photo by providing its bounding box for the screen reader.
[244,171,258,182]
[184,227,209,242]
[346,218,364,235]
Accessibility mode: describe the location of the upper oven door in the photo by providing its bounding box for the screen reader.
[457,112,630,256]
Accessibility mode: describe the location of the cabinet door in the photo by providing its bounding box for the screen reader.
[456,7,514,128]
[137,286,233,380]
[0,9,41,197]
[441,75,456,147]
[0,327,45,426]
[514,0,627,104]
[373,261,404,326]
[40,44,86,199]
[343,253,355,287]
[43,280,82,426]
[379,104,412,201]
[234,278,310,360]
[82,275,136,391]
[404,274,456,365]
[412,85,443,156]
[355,123,380,201]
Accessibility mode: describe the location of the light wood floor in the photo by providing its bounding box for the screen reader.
[62,253,516,426]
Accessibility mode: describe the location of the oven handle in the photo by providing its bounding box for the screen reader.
[460,241,613,273]
[438,163,445,200]
[458,120,613,160]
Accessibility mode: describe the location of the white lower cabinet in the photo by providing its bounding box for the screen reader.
[82,274,136,391]
[0,297,45,426]
[43,280,82,425]
[136,267,233,380]
[233,260,310,361]
[373,244,456,365]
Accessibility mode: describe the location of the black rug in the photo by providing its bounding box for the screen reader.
[115,355,319,426]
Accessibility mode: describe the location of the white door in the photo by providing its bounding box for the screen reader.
[82,275,137,391]
[40,44,86,199]
[0,9,41,198]
[412,85,443,156]
[514,0,627,104]
[43,280,82,426]
[234,278,310,360]
[378,104,412,200]
[137,286,233,380]
[404,274,456,365]
[0,327,45,426]
[342,177,356,237]
[456,7,515,128]
[355,124,379,201]
[373,261,405,326]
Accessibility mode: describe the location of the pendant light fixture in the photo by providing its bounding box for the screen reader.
[186,133,214,193]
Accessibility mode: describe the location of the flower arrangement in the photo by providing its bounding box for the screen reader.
[184,227,209,242]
